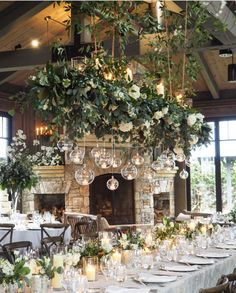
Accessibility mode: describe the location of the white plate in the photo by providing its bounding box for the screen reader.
[196,252,230,258]
[137,272,177,283]
[162,265,198,272]
[226,241,236,245]
[216,244,236,250]
[179,256,214,265]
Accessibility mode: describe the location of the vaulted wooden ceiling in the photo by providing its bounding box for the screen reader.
[1,1,236,102]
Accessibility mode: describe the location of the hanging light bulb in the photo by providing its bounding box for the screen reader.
[69,147,85,164]
[57,136,74,152]
[107,175,119,190]
[131,152,144,166]
[95,148,113,169]
[121,161,138,180]
[179,169,189,180]
[75,164,95,185]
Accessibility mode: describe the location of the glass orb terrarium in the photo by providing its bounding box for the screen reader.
[95,148,113,169]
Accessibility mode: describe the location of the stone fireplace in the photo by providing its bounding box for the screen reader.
[22,157,177,225]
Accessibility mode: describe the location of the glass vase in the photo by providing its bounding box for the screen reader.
[82,256,98,282]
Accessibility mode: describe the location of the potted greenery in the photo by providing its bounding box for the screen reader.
[0,130,38,212]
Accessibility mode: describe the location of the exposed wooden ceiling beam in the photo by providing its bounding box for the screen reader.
[0,1,51,39]
[0,47,51,73]
[195,52,220,99]
[0,71,18,85]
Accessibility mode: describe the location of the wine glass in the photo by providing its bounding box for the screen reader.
[100,255,113,280]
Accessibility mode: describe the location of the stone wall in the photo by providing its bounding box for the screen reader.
[22,159,177,225]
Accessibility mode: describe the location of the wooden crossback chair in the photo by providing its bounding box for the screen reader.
[199,277,229,293]
[218,272,236,293]
[3,241,32,264]
[0,224,15,257]
[40,223,69,256]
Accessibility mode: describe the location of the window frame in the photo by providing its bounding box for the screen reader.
[0,111,12,160]
[187,115,236,212]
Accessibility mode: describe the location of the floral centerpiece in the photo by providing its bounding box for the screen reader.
[116,229,145,250]
[79,239,112,259]
[0,130,38,211]
[0,256,31,289]
[34,256,63,279]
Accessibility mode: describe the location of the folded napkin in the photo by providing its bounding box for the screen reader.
[105,286,150,293]
[176,213,191,221]
[138,272,177,283]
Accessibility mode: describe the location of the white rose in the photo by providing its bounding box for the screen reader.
[162,107,169,115]
[153,111,163,120]
[187,114,197,127]
[196,113,204,122]
[119,122,133,132]
[173,147,184,155]
[128,84,140,100]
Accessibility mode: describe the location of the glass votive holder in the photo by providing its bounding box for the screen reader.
[31,275,49,293]
[83,256,98,282]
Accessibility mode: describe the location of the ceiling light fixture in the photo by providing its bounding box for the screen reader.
[228,54,236,83]
[219,48,232,58]
[31,39,40,48]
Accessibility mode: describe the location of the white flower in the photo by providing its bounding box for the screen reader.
[190,135,198,146]
[128,84,140,100]
[153,111,163,120]
[119,122,133,132]
[187,114,197,127]
[162,107,169,115]
[196,113,204,122]
[173,147,184,155]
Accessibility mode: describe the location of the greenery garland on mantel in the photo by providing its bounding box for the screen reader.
[13,1,219,156]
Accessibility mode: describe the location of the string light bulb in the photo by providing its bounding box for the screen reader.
[31,39,40,48]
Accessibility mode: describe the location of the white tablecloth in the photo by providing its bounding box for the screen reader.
[0,226,71,249]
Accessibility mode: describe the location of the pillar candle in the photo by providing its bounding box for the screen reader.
[86,264,96,281]
[112,250,121,263]
[51,254,64,289]
[156,82,164,96]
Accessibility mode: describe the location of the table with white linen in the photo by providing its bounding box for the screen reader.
[88,248,236,293]
[0,225,71,249]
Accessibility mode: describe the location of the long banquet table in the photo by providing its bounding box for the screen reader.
[87,248,236,293]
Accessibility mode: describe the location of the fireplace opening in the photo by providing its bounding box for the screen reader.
[34,194,65,221]
[153,192,170,222]
[89,173,135,225]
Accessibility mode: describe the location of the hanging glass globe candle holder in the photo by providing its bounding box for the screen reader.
[176,153,186,162]
[165,158,176,171]
[75,164,95,185]
[151,158,164,171]
[131,152,145,166]
[95,148,113,169]
[91,145,101,158]
[112,156,122,168]
[179,169,189,179]
[106,176,119,190]
[57,136,74,152]
[121,161,138,180]
[69,147,85,164]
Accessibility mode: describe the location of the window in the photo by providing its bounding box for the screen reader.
[0,112,12,162]
[188,118,236,213]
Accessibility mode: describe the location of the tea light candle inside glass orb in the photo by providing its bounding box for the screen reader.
[107,176,119,190]
[75,164,95,185]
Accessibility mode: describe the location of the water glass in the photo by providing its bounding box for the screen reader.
[115,264,127,283]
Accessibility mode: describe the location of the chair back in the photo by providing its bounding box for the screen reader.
[218,273,236,293]
[0,224,15,248]
[199,277,229,293]
[2,241,32,264]
[40,223,69,255]
[183,209,212,219]
[76,216,98,239]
